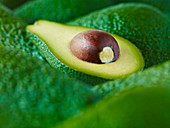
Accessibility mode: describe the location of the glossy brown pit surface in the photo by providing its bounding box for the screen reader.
[70,30,120,64]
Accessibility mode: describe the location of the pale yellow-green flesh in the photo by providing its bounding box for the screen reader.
[27,20,144,79]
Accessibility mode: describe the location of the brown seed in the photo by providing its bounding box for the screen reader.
[70,30,120,64]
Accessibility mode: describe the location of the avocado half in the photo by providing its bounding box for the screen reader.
[27,20,144,81]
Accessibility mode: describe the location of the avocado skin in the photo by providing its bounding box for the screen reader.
[58,87,170,128]
[114,0,170,17]
[0,0,29,9]
[68,3,170,68]
[0,3,45,60]
[58,61,170,127]
[0,46,100,128]
[14,0,115,23]
[96,60,170,95]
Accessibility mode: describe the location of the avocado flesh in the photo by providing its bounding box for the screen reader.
[0,46,100,128]
[68,3,170,68]
[0,3,45,60]
[58,87,170,128]
[27,20,144,80]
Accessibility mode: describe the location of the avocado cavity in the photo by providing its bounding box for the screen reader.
[99,47,115,64]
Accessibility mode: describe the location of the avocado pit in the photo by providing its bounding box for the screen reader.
[70,30,120,64]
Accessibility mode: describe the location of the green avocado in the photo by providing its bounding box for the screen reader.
[0,46,100,128]
[57,87,170,128]
[57,60,170,127]
[26,20,144,85]
[14,0,115,23]
[68,3,170,68]
[0,0,29,9]
[96,60,170,95]
[0,3,45,60]
[114,0,170,17]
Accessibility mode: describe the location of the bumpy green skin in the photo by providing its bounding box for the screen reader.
[68,3,170,68]
[0,46,100,128]
[14,0,115,23]
[95,61,170,96]
[0,0,29,9]
[0,3,45,60]
[27,31,108,85]
[114,0,170,17]
[58,87,170,128]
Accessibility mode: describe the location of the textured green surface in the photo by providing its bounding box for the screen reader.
[27,30,108,85]
[0,46,100,128]
[14,0,115,23]
[58,87,170,128]
[96,61,170,95]
[114,0,170,17]
[0,1,169,128]
[68,3,170,68]
[0,3,45,60]
[0,0,29,9]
